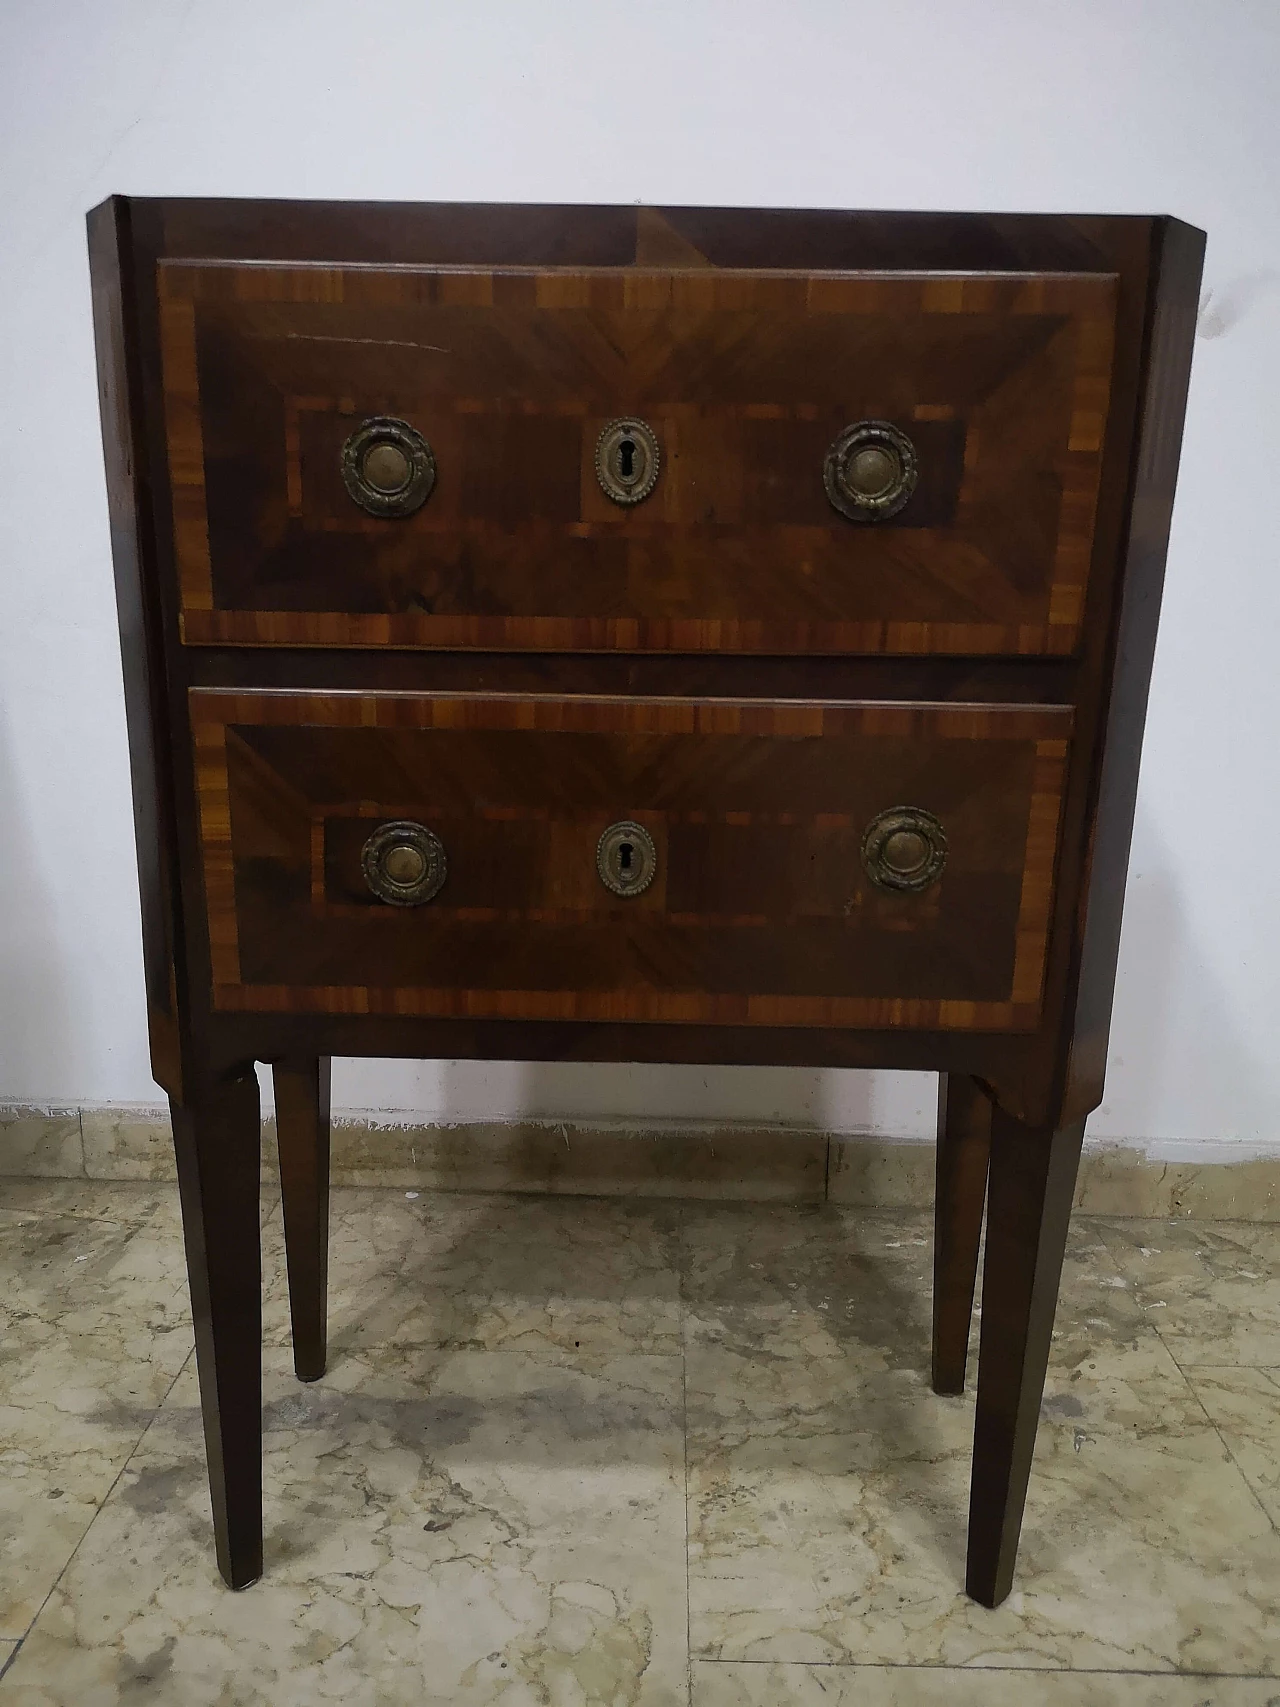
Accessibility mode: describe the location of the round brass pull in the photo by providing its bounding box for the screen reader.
[361,821,447,905]
[341,417,436,517]
[862,807,947,893]
[595,418,660,506]
[597,821,657,897]
[824,420,918,522]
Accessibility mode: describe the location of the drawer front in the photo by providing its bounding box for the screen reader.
[191,690,1072,1030]
[163,263,1116,656]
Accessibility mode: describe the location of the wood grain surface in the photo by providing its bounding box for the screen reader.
[192,689,1070,1029]
[161,264,1116,656]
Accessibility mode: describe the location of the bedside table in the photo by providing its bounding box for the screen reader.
[87,197,1203,1605]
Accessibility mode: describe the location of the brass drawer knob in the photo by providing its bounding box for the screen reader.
[824,420,918,521]
[361,821,447,905]
[596,418,660,506]
[342,417,436,517]
[862,807,947,893]
[597,821,657,896]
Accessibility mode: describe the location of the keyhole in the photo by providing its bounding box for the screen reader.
[596,420,659,506]
[597,820,656,896]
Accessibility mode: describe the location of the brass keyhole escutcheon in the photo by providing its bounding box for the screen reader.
[341,417,437,518]
[824,420,918,522]
[361,820,448,905]
[597,820,657,897]
[596,418,660,506]
[861,807,947,893]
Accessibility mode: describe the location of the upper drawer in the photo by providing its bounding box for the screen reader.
[161,262,1117,656]
[191,688,1071,1031]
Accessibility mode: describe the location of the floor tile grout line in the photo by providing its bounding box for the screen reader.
[3,1343,199,1676]
[0,1177,192,1656]
[0,1209,160,1235]
[1175,1363,1280,1381]
[0,1636,21,1684]
[1154,1331,1280,1538]
[677,1202,694,1707]
[0,1180,180,1237]
[688,1658,1280,1678]
[1088,1217,1280,1539]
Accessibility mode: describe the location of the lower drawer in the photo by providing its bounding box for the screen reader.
[190,689,1072,1032]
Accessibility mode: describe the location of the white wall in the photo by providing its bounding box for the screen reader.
[1,0,1277,1152]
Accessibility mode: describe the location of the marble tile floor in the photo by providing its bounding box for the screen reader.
[1,1178,1278,1705]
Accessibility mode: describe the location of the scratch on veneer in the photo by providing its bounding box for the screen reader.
[278,333,453,354]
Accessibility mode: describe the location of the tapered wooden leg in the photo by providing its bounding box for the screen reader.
[170,1064,262,1589]
[932,1074,992,1395]
[272,1057,331,1382]
[966,1108,1085,1607]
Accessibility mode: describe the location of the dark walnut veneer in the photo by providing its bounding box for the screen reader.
[195,689,1069,1029]
[88,197,1203,1607]
[162,263,1113,656]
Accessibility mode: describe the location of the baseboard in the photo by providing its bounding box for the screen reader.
[1,1104,1277,1219]
[3,1106,829,1202]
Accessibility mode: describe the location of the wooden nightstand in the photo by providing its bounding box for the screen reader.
[87,198,1203,1605]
